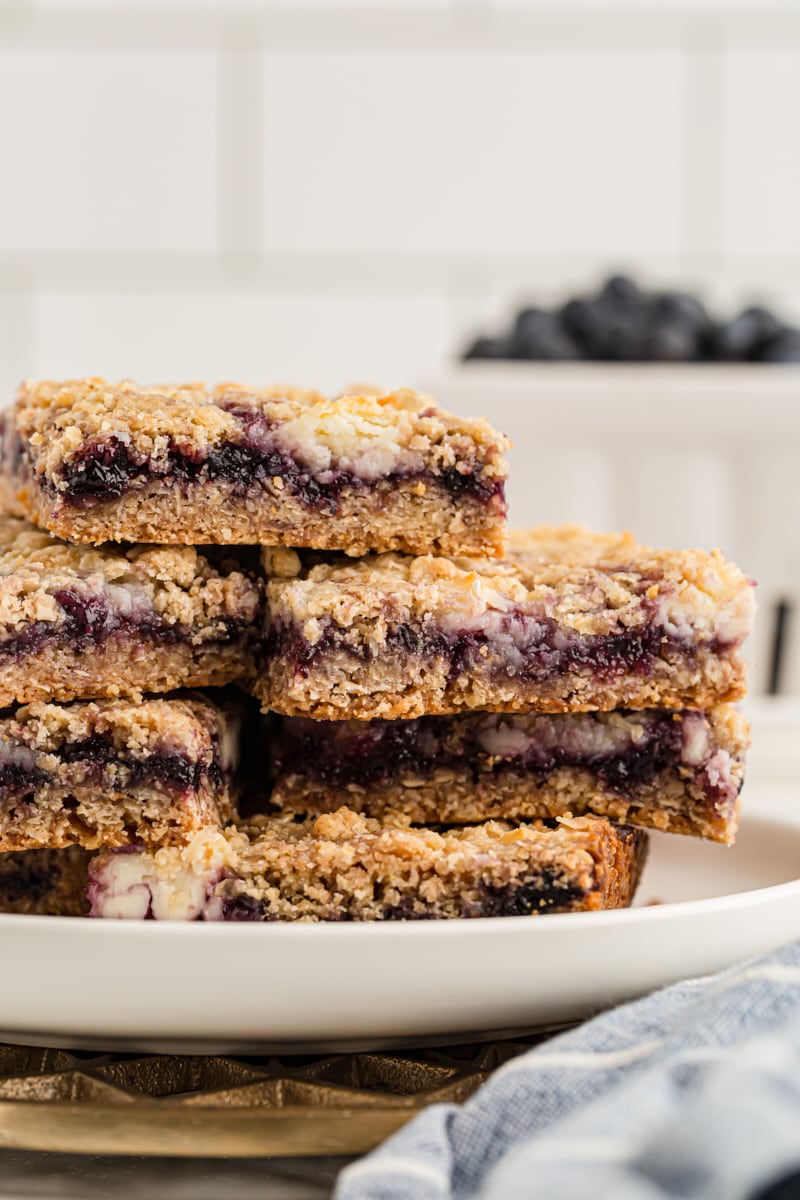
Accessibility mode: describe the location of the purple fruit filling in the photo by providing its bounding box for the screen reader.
[219,893,266,922]
[275,710,740,811]
[0,762,49,792]
[0,590,256,661]
[51,430,503,511]
[265,606,701,690]
[0,741,222,801]
[474,873,590,917]
[215,872,589,921]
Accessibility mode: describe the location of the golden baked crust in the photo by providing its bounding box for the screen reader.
[262,525,753,641]
[14,379,504,475]
[87,809,647,920]
[257,526,756,719]
[4,380,509,555]
[0,516,261,632]
[0,694,240,852]
[17,476,506,557]
[16,379,239,470]
[4,693,232,756]
[0,515,262,706]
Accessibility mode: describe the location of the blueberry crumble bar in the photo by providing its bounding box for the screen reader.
[0,846,89,915]
[0,694,240,852]
[87,808,647,921]
[256,527,755,720]
[4,379,509,556]
[0,515,262,705]
[271,705,748,843]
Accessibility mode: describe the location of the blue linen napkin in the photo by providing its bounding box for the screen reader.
[335,940,800,1200]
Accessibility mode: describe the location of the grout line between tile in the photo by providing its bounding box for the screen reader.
[0,281,36,396]
[681,25,725,264]
[8,6,800,54]
[217,27,263,263]
[7,252,800,298]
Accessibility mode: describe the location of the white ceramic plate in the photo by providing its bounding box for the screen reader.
[2,781,799,1053]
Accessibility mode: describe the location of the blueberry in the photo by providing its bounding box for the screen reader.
[561,297,631,358]
[601,312,651,360]
[598,274,645,311]
[65,437,139,501]
[560,298,601,346]
[145,754,200,791]
[643,323,700,362]
[569,277,654,360]
[594,302,651,360]
[510,308,582,360]
[652,291,711,334]
[221,895,264,921]
[461,279,799,365]
[59,734,114,765]
[53,588,113,638]
[643,292,714,361]
[0,762,45,792]
[462,336,512,361]
[205,442,266,486]
[711,306,784,361]
[758,328,800,362]
[512,306,547,341]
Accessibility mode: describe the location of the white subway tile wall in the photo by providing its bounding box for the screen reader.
[261,50,684,257]
[0,293,35,392]
[0,51,219,254]
[723,51,800,258]
[0,1,799,393]
[35,290,451,388]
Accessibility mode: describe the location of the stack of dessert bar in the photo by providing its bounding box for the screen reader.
[0,379,754,922]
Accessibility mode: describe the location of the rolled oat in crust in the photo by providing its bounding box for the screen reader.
[256,526,756,719]
[4,380,509,555]
[0,694,241,852]
[0,515,262,706]
[88,808,647,921]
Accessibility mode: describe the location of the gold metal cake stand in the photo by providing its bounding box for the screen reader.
[0,1037,550,1158]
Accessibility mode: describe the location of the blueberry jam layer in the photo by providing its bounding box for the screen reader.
[0,738,222,799]
[217,874,589,920]
[474,873,590,918]
[92,888,594,922]
[266,608,708,689]
[276,710,738,805]
[217,893,439,922]
[51,429,502,511]
[0,589,253,660]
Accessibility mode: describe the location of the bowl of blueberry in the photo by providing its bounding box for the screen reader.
[462,275,800,364]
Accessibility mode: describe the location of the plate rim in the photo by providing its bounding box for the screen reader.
[2,807,800,1051]
[2,864,799,938]
[3,808,799,938]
